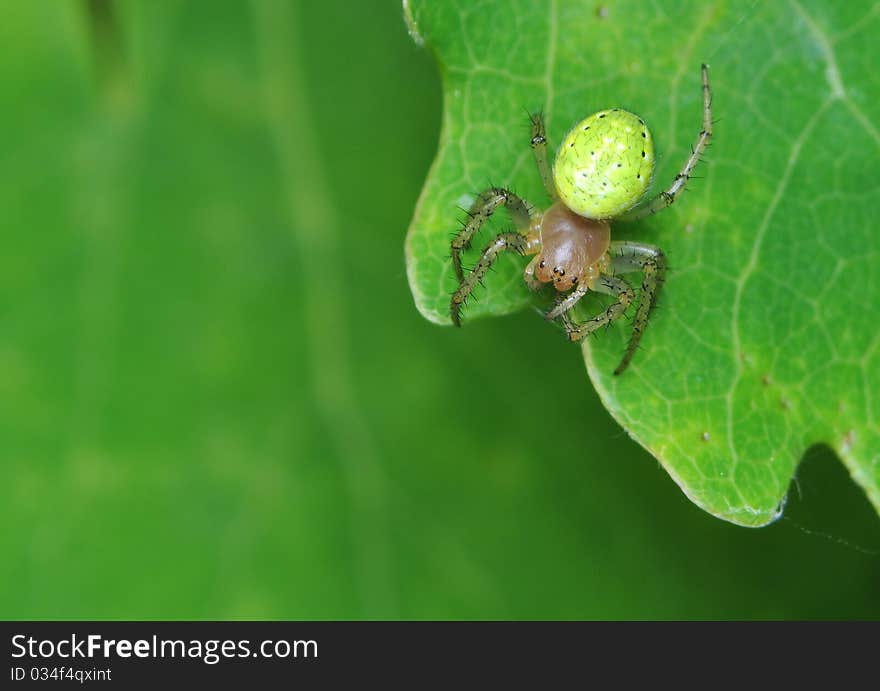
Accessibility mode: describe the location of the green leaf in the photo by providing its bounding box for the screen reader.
[405,0,880,526]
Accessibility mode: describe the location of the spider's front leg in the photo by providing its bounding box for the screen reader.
[609,241,667,374]
[523,255,545,291]
[450,231,537,326]
[545,280,590,320]
[558,274,635,348]
[451,187,532,283]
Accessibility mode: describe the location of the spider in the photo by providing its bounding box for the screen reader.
[450,64,712,375]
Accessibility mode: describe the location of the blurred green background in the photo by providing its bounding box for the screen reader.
[2,0,878,620]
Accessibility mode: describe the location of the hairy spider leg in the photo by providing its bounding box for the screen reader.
[529,112,558,201]
[543,253,612,321]
[608,241,667,375]
[619,64,712,222]
[560,274,635,347]
[451,187,532,283]
[450,232,537,326]
[545,281,590,321]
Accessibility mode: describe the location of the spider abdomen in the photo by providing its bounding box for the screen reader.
[536,202,610,291]
[553,109,655,219]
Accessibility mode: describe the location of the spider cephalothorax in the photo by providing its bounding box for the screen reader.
[450,64,712,375]
[529,203,610,292]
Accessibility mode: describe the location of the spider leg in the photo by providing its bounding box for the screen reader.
[618,64,712,222]
[523,254,544,291]
[608,241,667,375]
[560,275,634,348]
[451,187,532,283]
[545,281,589,321]
[529,112,558,201]
[451,232,530,326]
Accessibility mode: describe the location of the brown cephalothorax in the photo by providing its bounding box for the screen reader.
[533,202,610,292]
[450,65,713,375]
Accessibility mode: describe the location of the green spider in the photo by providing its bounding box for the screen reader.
[450,64,712,375]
